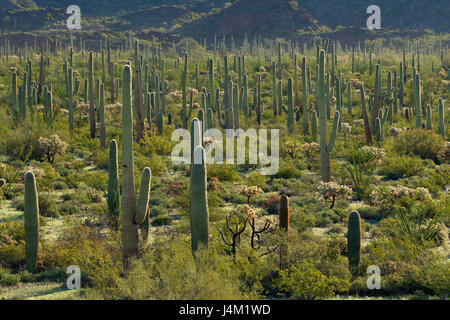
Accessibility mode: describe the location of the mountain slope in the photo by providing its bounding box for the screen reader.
[180,0,320,40]
[299,0,450,32]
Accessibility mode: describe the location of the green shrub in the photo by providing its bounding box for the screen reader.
[275,261,351,299]
[393,129,447,162]
[207,164,239,182]
[273,166,302,179]
[381,155,423,180]
[112,240,246,299]
[0,267,20,285]
[151,216,173,226]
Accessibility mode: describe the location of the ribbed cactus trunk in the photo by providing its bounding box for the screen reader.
[121,65,139,269]
[190,146,209,253]
[426,105,432,130]
[89,52,96,138]
[99,83,106,149]
[414,73,422,128]
[279,194,289,268]
[311,110,318,143]
[11,70,17,122]
[318,49,340,182]
[108,140,120,229]
[438,98,445,140]
[347,210,362,277]
[24,171,39,273]
[287,77,294,133]
[301,57,309,134]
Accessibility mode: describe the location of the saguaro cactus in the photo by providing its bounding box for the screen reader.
[107,140,120,229]
[24,171,39,273]
[99,83,106,149]
[414,73,422,128]
[66,66,79,132]
[347,210,362,277]
[121,65,152,269]
[190,146,209,253]
[438,98,445,140]
[88,51,96,138]
[301,56,309,134]
[279,195,290,232]
[318,49,340,181]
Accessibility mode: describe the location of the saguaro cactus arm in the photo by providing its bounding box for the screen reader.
[134,167,152,225]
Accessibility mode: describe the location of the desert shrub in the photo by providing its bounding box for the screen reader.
[45,221,122,296]
[245,172,267,190]
[38,192,60,218]
[341,145,385,200]
[381,155,423,180]
[0,241,26,270]
[393,129,446,162]
[273,166,302,179]
[139,135,175,156]
[149,205,168,217]
[112,239,246,299]
[274,261,351,299]
[151,216,173,226]
[58,201,82,216]
[79,171,108,192]
[207,164,239,182]
[0,267,20,285]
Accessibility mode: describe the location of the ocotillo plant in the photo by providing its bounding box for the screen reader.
[190,145,209,253]
[121,65,152,270]
[347,210,362,277]
[107,140,120,230]
[24,171,39,273]
[438,98,445,140]
[318,49,340,182]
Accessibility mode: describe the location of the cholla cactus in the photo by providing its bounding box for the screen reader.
[238,185,263,204]
[360,146,386,166]
[283,141,301,159]
[38,134,67,164]
[389,127,406,138]
[353,119,364,127]
[317,181,353,209]
[301,142,320,163]
[371,185,432,207]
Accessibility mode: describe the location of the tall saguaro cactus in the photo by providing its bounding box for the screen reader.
[414,73,422,128]
[347,210,362,277]
[88,51,96,138]
[318,49,340,182]
[301,56,309,134]
[190,145,209,253]
[24,171,39,273]
[108,140,120,229]
[121,65,152,269]
[438,98,445,140]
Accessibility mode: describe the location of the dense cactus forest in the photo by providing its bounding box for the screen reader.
[0,30,449,300]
